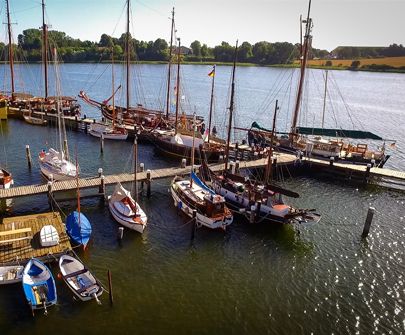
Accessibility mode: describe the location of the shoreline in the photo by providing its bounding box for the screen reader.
[1,60,405,74]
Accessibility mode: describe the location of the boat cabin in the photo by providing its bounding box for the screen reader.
[204,194,226,218]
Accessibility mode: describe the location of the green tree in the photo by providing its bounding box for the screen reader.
[238,41,253,62]
[190,40,202,58]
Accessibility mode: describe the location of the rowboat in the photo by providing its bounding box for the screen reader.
[0,265,23,285]
[22,258,57,315]
[58,255,102,303]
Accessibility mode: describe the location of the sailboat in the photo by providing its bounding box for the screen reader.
[65,153,92,248]
[88,48,128,140]
[275,0,389,167]
[79,4,201,135]
[151,39,224,162]
[204,43,320,226]
[38,48,77,181]
[170,114,233,230]
[108,136,147,233]
[3,0,80,117]
[23,103,47,126]
[0,168,13,189]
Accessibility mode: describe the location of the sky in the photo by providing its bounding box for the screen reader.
[2,0,405,52]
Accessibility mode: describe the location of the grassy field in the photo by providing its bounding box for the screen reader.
[303,56,405,68]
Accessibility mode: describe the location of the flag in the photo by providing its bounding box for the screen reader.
[203,128,209,142]
[208,66,215,77]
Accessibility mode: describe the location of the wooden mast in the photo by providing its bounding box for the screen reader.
[224,41,238,172]
[207,65,216,143]
[321,70,328,130]
[264,100,279,184]
[42,0,48,100]
[290,0,312,138]
[75,149,82,246]
[133,135,138,205]
[165,7,175,118]
[174,38,181,135]
[126,0,130,119]
[112,48,116,129]
[5,0,15,100]
[190,113,196,187]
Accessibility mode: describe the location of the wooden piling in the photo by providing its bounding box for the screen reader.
[117,227,124,240]
[181,158,187,168]
[25,145,32,169]
[100,134,104,154]
[250,205,256,223]
[47,180,53,208]
[329,156,334,166]
[362,207,375,238]
[98,168,103,178]
[107,270,114,305]
[364,163,372,183]
[235,160,240,173]
[140,163,145,190]
[235,142,239,161]
[99,175,105,194]
[146,169,151,198]
[191,209,197,240]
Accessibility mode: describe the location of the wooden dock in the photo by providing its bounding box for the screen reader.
[0,212,72,266]
[1,152,405,201]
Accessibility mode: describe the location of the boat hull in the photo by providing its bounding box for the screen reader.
[0,265,24,285]
[88,124,128,140]
[170,183,233,230]
[108,199,146,233]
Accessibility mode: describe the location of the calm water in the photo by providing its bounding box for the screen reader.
[0,64,404,334]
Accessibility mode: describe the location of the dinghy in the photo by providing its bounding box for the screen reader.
[0,265,23,285]
[22,258,57,315]
[58,254,102,303]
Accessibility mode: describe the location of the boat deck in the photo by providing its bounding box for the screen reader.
[0,212,72,266]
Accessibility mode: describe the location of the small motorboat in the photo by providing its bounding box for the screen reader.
[22,258,57,315]
[58,254,103,303]
[65,211,92,248]
[108,183,147,234]
[0,265,24,285]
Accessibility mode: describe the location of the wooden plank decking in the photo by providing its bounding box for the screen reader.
[0,212,71,266]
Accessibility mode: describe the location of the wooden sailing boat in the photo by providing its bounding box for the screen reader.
[4,0,80,117]
[276,0,389,167]
[79,4,202,136]
[108,135,147,233]
[38,48,77,181]
[170,114,233,230]
[151,39,224,162]
[89,48,128,140]
[205,43,320,225]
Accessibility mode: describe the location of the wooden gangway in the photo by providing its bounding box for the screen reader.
[1,153,405,201]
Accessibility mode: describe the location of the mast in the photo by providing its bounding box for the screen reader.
[133,135,138,205]
[5,0,15,99]
[174,38,181,135]
[126,0,130,115]
[42,0,48,100]
[290,0,312,138]
[207,65,216,143]
[321,70,328,130]
[165,7,175,118]
[112,48,116,129]
[224,41,238,172]
[190,113,196,187]
[75,149,82,245]
[264,100,279,184]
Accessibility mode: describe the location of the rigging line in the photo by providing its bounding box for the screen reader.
[134,0,168,18]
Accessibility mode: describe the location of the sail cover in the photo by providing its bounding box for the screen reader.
[191,172,215,195]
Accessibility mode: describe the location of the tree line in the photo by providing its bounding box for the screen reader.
[1,28,404,64]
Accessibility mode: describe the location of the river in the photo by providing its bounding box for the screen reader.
[0,64,404,334]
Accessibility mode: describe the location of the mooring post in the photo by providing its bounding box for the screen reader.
[84,122,88,134]
[99,175,105,194]
[365,163,372,182]
[255,201,261,221]
[362,207,375,238]
[191,209,197,240]
[25,144,32,169]
[140,163,145,190]
[370,159,375,168]
[273,157,278,169]
[146,169,151,198]
[229,161,235,174]
[117,227,124,240]
[235,160,240,174]
[100,134,104,154]
[329,156,334,166]
[250,204,256,223]
[98,167,103,178]
[47,179,53,208]
[107,270,114,306]
[181,158,187,168]
[235,142,239,161]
